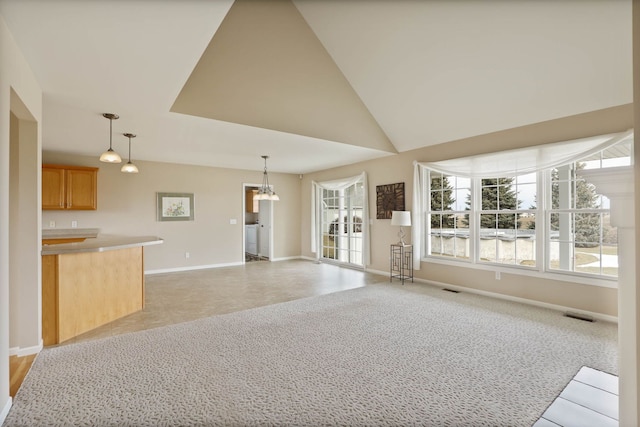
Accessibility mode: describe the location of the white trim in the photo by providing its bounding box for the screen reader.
[322,258,364,271]
[270,256,303,262]
[9,339,42,357]
[243,182,275,262]
[420,255,618,289]
[146,257,306,275]
[0,397,12,425]
[365,268,617,323]
[312,172,370,266]
[414,276,618,324]
[417,136,631,285]
[363,267,388,276]
[145,262,244,275]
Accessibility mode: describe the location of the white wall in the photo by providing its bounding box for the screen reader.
[0,13,42,423]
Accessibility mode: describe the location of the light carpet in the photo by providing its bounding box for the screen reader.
[3,284,617,426]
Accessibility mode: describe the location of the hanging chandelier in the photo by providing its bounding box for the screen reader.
[99,113,122,163]
[254,155,279,201]
[121,133,139,173]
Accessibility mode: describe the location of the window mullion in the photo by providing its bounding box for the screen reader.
[470,177,479,263]
[423,169,430,258]
[537,170,546,273]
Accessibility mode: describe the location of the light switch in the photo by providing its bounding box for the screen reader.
[230,218,237,225]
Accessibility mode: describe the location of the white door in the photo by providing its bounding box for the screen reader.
[258,200,272,259]
[320,181,364,266]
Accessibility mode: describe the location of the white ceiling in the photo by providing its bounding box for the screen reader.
[0,0,632,174]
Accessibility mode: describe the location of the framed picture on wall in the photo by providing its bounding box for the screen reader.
[376,183,405,219]
[157,192,194,221]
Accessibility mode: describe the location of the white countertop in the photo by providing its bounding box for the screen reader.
[42,228,100,239]
[41,234,163,255]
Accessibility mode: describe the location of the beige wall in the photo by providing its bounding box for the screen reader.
[9,112,40,351]
[0,14,43,421]
[0,5,636,425]
[301,104,633,318]
[42,152,302,272]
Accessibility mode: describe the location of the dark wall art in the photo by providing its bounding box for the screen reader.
[376,182,405,219]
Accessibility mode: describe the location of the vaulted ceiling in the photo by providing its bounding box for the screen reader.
[0,0,632,173]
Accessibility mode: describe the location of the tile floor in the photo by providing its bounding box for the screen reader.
[535,366,619,427]
[62,259,385,346]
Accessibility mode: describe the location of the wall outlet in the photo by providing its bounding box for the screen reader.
[71,220,78,228]
[185,252,190,259]
[495,271,501,280]
[49,221,55,228]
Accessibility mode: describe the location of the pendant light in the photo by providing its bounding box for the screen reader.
[254,155,279,201]
[99,113,122,163]
[121,133,139,173]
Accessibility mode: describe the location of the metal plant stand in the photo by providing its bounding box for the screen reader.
[390,244,413,285]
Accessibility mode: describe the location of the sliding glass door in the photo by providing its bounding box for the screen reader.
[320,181,364,266]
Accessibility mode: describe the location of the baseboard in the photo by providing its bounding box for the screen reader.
[146,257,310,274]
[9,340,43,357]
[419,277,617,323]
[365,269,618,323]
[270,256,303,262]
[0,397,12,425]
[145,262,244,275]
[364,267,388,277]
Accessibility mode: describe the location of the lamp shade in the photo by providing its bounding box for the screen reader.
[391,211,411,227]
[99,149,121,163]
[100,113,122,163]
[121,162,139,173]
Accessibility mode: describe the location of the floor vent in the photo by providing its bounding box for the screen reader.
[442,288,460,294]
[564,311,594,322]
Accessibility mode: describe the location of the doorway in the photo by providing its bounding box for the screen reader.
[8,88,40,357]
[320,180,364,267]
[243,184,273,262]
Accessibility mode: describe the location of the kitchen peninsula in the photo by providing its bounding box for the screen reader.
[41,233,163,345]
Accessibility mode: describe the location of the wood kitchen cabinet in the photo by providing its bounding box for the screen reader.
[246,189,259,213]
[42,164,98,210]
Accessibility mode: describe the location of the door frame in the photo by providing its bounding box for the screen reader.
[318,182,365,268]
[242,183,274,262]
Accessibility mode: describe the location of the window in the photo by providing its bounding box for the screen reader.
[418,131,632,281]
[427,173,470,260]
[546,140,631,278]
[478,174,537,266]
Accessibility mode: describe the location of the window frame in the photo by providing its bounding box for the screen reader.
[421,166,618,286]
[544,162,617,280]
[426,173,472,263]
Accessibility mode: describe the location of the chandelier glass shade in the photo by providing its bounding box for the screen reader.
[253,155,279,201]
[99,113,122,163]
[121,133,139,173]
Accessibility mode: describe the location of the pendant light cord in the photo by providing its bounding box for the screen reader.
[109,117,113,150]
